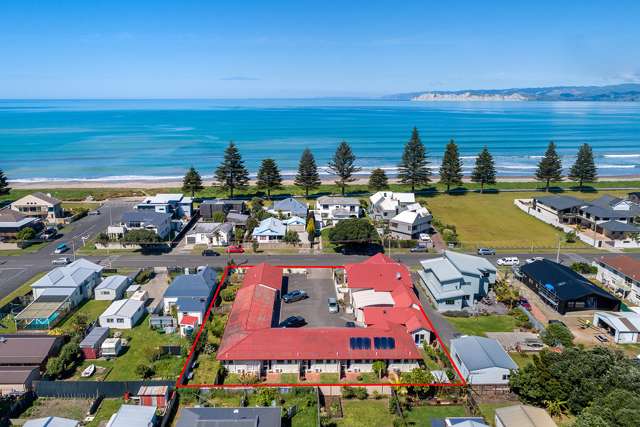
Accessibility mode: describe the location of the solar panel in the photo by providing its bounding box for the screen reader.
[374,337,395,350]
[362,338,371,349]
[350,337,371,350]
[388,337,395,349]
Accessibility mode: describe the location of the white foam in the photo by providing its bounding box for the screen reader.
[603,154,640,158]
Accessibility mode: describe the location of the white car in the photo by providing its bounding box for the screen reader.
[52,257,71,265]
[497,257,520,266]
[525,257,544,264]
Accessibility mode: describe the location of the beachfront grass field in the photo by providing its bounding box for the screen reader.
[421,190,631,250]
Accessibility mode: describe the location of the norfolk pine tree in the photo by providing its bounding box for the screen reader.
[294,148,321,197]
[535,141,563,192]
[215,142,249,198]
[0,168,9,195]
[439,139,463,193]
[182,166,203,197]
[398,127,431,192]
[256,158,283,199]
[328,141,360,196]
[368,168,389,191]
[471,146,496,193]
[569,143,597,188]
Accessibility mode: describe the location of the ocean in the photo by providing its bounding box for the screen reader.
[1,99,639,182]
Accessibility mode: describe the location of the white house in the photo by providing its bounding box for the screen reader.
[31,258,103,305]
[185,222,233,246]
[135,193,193,219]
[592,311,640,344]
[252,217,286,242]
[10,192,64,223]
[418,251,496,311]
[315,196,361,227]
[99,299,146,329]
[450,336,518,385]
[163,267,216,324]
[106,404,156,427]
[369,191,416,221]
[94,275,130,301]
[592,255,640,304]
[389,203,432,240]
[107,211,172,240]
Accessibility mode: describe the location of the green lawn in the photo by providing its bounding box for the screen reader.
[86,398,124,427]
[54,300,111,333]
[478,402,518,426]
[422,191,630,250]
[72,314,186,381]
[191,353,220,384]
[336,400,396,427]
[445,315,517,337]
[509,352,534,369]
[405,405,467,424]
[319,373,340,383]
[280,373,299,384]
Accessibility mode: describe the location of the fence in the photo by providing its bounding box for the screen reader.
[515,306,545,331]
[33,380,174,398]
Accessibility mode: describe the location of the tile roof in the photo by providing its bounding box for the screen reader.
[179,315,199,327]
[534,195,585,211]
[100,299,144,318]
[95,275,129,291]
[121,210,172,226]
[597,255,640,280]
[272,197,308,216]
[177,407,282,427]
[0,334,60,365]
[316,196,360,205]
[0,208,39,226]
[599,220,640,232]
[344,254,413,291]
[494,405,557,427]
[252,217,286,237]
[30,192,61,205]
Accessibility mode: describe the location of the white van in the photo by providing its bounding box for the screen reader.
[497,257,520,266]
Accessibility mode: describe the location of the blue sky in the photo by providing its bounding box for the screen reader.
[1,1,639,98]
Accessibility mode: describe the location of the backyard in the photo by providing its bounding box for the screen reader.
[444,314,518,337]
[421,190,630,250]
[334,400,467,427]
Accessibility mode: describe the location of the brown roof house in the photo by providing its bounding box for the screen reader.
[0,334,63,369]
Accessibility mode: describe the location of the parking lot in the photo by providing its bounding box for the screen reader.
[278,268,354,328]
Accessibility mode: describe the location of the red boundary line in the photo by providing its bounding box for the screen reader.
[176,264,467,389]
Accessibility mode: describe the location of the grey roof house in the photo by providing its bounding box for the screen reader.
[450,336,518,385]
[418,251,496,312]
[176,407,282,427]
[163,266,216,319]
[269,197,308,218]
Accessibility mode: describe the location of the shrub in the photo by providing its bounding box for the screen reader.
[570,262,597,275]
[212,211,226,223]
[542,323,575,347]
[134,269,154,284]
[388,394,399,414]
[341,386,356,399]
[96,232,110,245]
[135,364,155,379]
[354,387,368,400]
[220,287,237,302]
[15,227,36,241]
[256,387,278,406]
[564,231,577,243]
[283,230,301,245]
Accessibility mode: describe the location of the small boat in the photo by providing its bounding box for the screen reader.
[81,364,96,378]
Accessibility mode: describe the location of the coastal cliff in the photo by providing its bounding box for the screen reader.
[387,84,640,102]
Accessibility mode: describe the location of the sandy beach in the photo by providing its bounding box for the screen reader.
[9,175,640,190]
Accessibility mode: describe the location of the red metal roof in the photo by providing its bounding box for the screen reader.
[344,258,413,291]
[179,315,199,326]
[217,258,427,362]
[598,255,640,281]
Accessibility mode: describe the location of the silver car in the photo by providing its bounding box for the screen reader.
[328,297,339,313]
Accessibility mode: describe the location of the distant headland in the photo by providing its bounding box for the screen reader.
[385,83,640,102]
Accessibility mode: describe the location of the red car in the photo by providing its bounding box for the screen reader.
[518,298,532,311]
[226,245,245,253]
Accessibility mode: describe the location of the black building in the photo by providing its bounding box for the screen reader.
[519,259,620,315]
[199,199,247,220]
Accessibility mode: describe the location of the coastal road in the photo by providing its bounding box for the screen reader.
[0,249,631,302]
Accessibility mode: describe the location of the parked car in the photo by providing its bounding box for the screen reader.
[525,257,544,264]
[410,243,428,253]
[518,298,532,310]
[418,233,432,242]
[88,210,101,216]
[201,249,220,256]
[280,315,306,328]
[477,247,496,256]
[42,227,58,240]
[328,297,339,313]
[226,245,244,253]
[496,257,519,266]
[282,290,308,303]
[54,243,69,254]
[52,257,71,265]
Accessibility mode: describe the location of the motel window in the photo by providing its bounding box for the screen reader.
[107,319,114,323]
[445,299,456,305]
[117,319,124,323]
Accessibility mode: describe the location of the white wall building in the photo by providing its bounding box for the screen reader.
[450,336,518,385]
[94,275,130,301]
[593,311,640,344]
[315,196,361,227]
[185,222,233,246]
[389,203,433,240]
[369,191,416,221]
[99,299,146,329]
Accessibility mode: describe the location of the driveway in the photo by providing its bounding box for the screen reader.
[412,272,458,346]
